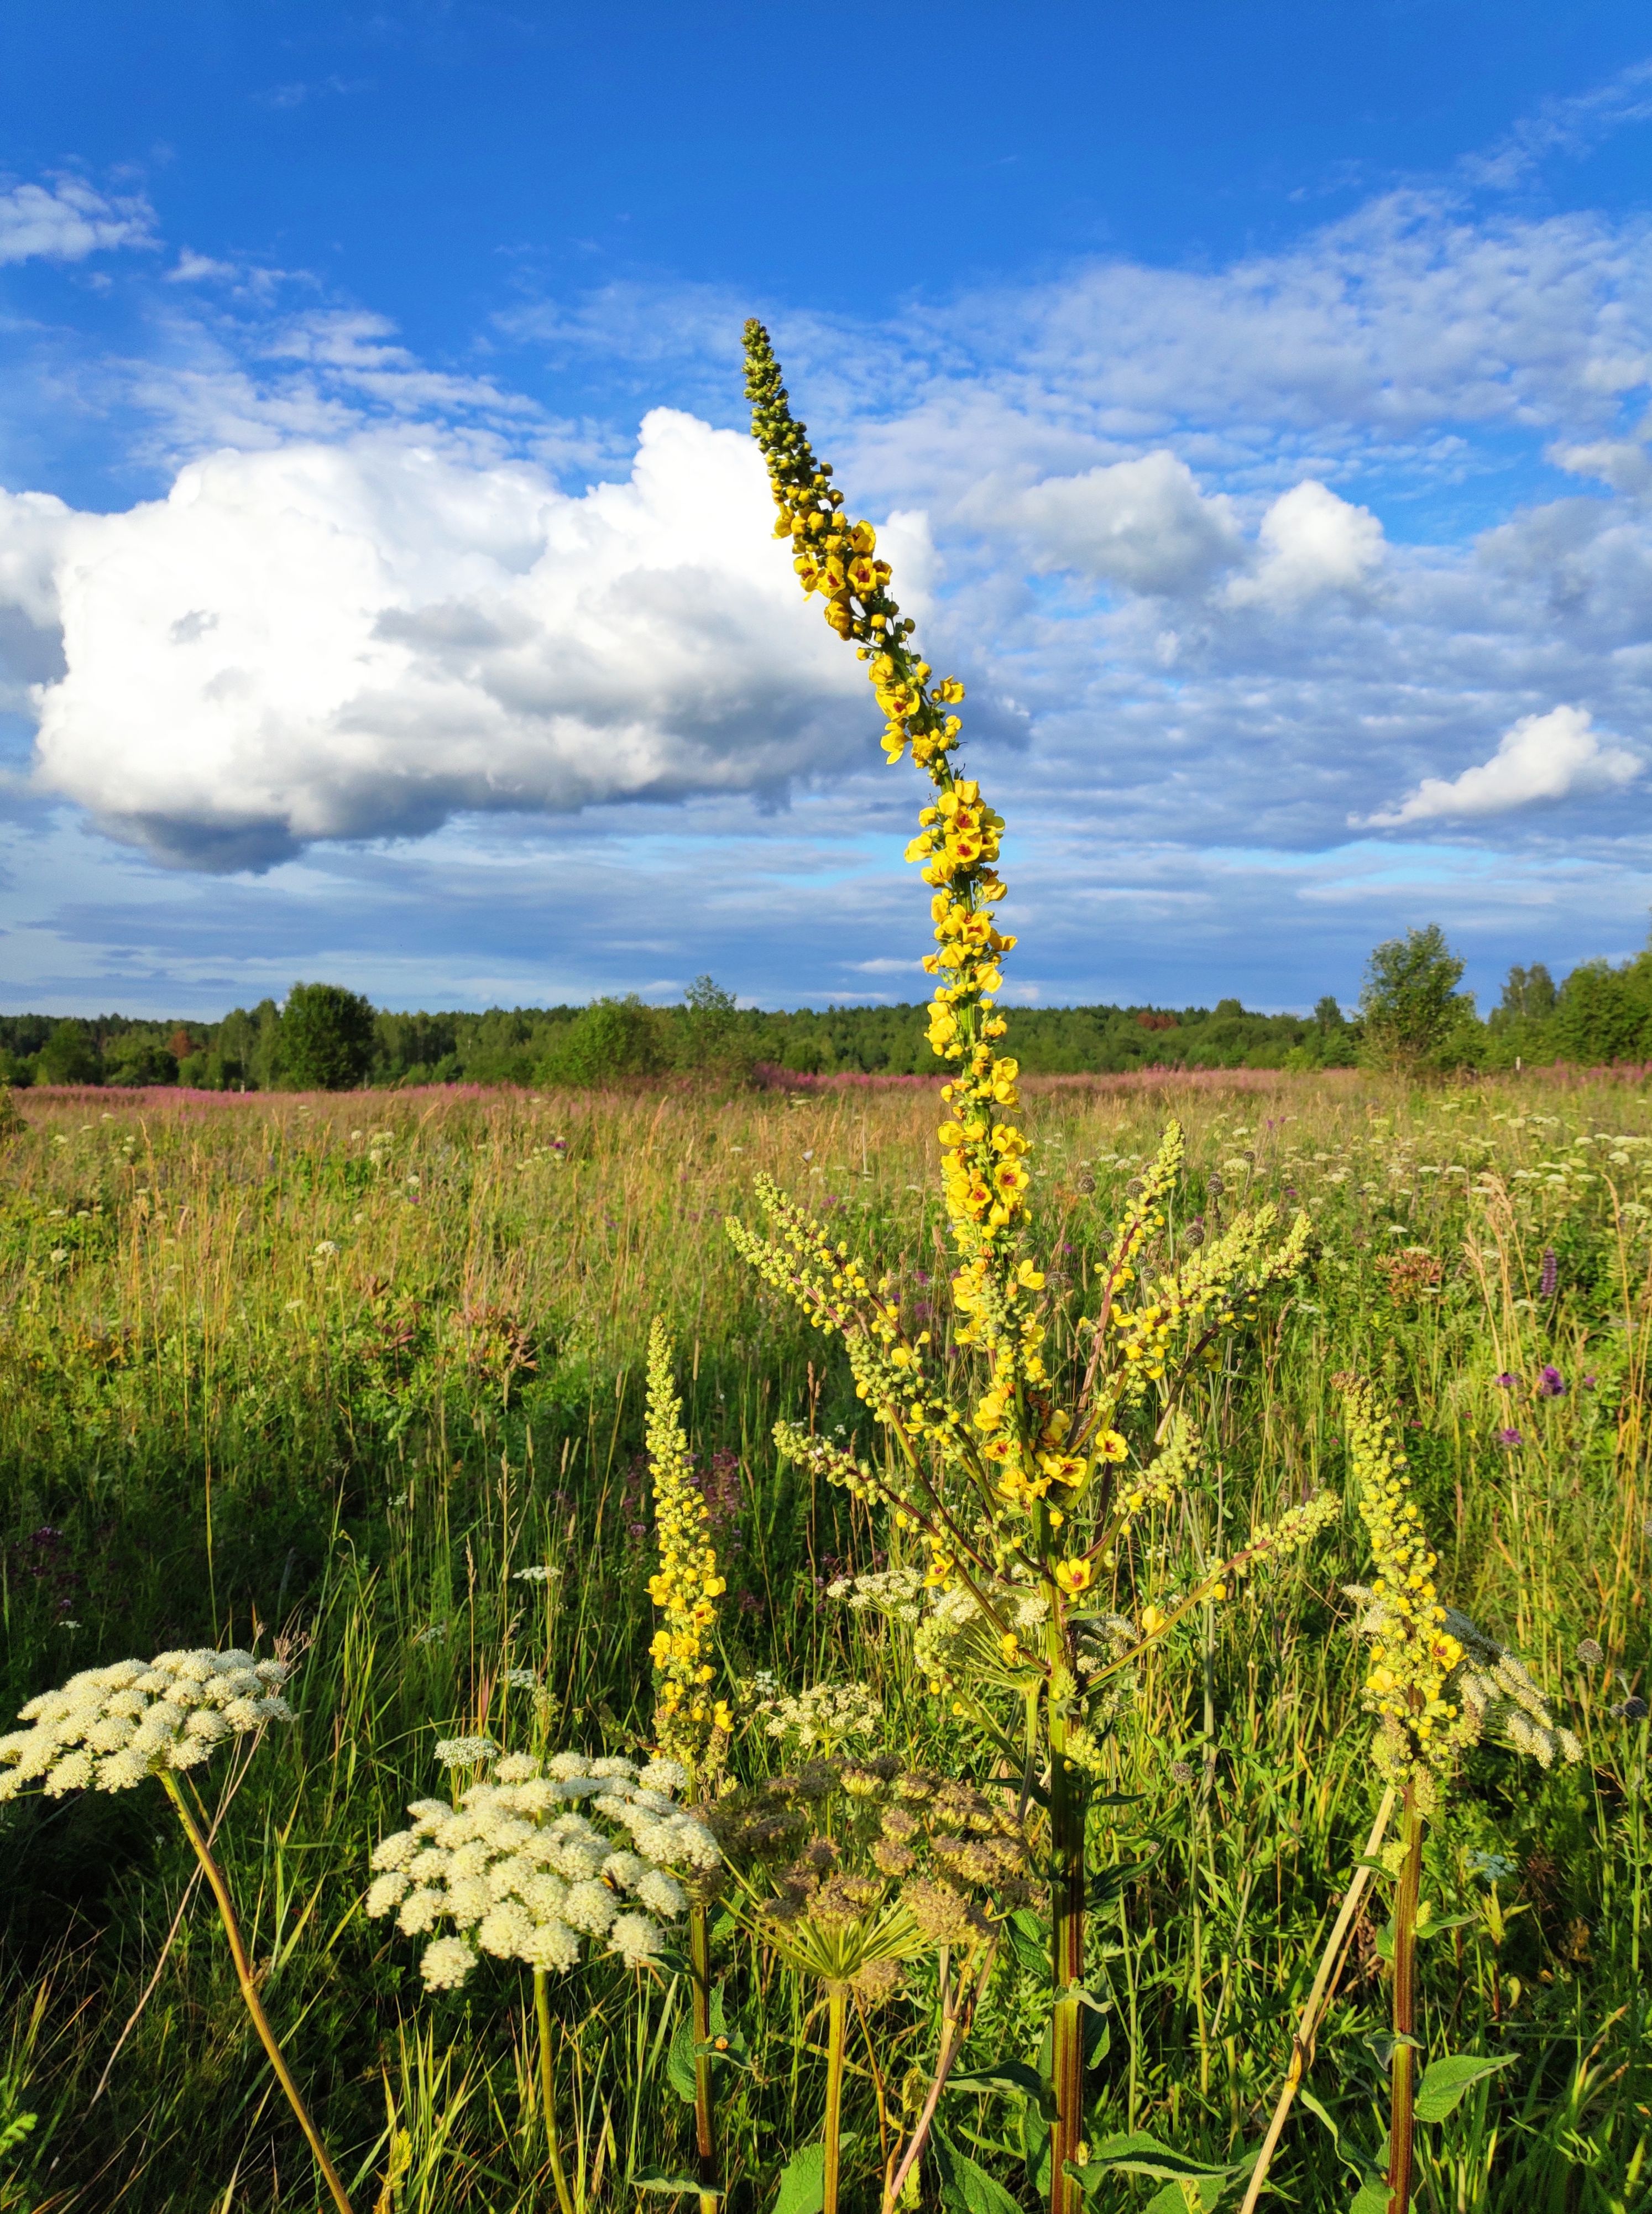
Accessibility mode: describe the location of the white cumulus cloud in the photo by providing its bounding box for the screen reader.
[1007,451,1241,595]
[1223,481,1385,610]
[1360,704,1641,826]
[0,176,155,266]
[11,411,915,868]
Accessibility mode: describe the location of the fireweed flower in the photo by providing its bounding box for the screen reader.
[366,1751,719,1992]
[645,1318,733,1769]
[0,1647,292,1798]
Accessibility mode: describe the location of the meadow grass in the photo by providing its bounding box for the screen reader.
[0,1068,1646,2212]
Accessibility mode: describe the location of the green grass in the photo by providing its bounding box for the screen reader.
[0,1071,1646,2212]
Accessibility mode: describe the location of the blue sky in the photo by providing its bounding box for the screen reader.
[1,3,1650,1017]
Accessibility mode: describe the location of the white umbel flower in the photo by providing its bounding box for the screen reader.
[366,1749,718,1993]
[0,1648,293,1801]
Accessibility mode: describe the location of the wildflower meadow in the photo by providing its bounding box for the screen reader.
[0,333,1646,2214]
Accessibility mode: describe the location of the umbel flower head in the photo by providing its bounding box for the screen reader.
[366,1751,720,1993]
[0,1648,292,1799]
[712,1755,1032,2002]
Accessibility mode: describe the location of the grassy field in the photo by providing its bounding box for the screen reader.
[0,1068,1646,2213]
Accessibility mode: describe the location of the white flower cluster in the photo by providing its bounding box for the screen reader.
[366,1752,719,1993]
[825,1567,926,1624]
[0,1649,293,1800]
[758,1681,882,1755]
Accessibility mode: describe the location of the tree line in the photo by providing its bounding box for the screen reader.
[0,925,1648,1091]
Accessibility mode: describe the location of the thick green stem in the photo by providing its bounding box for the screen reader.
[1387,1786,1424,2214]
[824,1982,849,2214]
[160,1772,354,2214]
[690,1898,718,2214]
[536,1968,576,2214]
[1048,1720,1086,2214]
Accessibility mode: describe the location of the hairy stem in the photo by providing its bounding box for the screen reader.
[1387,1786,1424,2214]
[1048,1715,1086,2214]
[689,1899,718,2214]
[535,1968,576,2214]
[160,1771,353,2214]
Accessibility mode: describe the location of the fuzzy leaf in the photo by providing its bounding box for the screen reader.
[1414,2052,1517,2123]
[666,2018,698,2107]
[1349,2179,1388,2214]
[947,2060,1055,2121]
[933,2128,1023,2214]
[634,2176,719,2199]
[773,2143,838,2214]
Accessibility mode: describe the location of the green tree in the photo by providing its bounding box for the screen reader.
[279,983,377,1092]
[543,996,670,1087]
[1554,958,1652,1066]
[1358,924,1479,1073]
[35,1020,103,1086]
[102,1032,179,1088]
[676,975,751,1079]
[1496,962,1557,1022]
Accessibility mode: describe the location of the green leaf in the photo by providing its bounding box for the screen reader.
[664,2019,695,2098]
[947,2060,1055,2121]
[1414,2053,1517,2124]
[932,2128,1024,2214]
[1083,2131,1237,2185]
[1088,1859,1146,1915]
[1349,2179,1388,2214]
[634,2176,719,2199]
[1143,2184,1220,2214]
[773,2145,827,2214]
[1006,1910,1051,1981]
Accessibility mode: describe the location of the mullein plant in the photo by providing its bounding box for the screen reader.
[1339,1378,1581,2214]
[643,1318,734,2214]
[0,1649,354,2214]
[365,1750,719,2214]
[733,322,1338,2214]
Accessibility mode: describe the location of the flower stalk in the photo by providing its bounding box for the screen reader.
[1386,1786,1424,2214]
[534,1967,576,2214]
[823,1982,849,2214]
[162,1770,354,2214]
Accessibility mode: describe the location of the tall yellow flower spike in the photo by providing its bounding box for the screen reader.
[740,324,1330,2214]
[645,1318,732,1774]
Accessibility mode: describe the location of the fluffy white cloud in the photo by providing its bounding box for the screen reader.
[1221,481,1384,609]
[1361,704,1641,825]
[1007,451,1241,595]
[14,412,912,867]
[0,177,154,266]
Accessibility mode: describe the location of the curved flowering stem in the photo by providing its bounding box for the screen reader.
[738,322,1332,2214]
[644,1320,730,2214]
[1339,1377,1583,2214]
[161,1771,354,2214]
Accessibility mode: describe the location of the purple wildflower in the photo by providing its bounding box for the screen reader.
[1539,1247,1559,1298]
[1498,1427,1524,1448]
[1537,1365,1566,1398]
[1582,1374,1597,1388]
[1494,1372,1518,1389]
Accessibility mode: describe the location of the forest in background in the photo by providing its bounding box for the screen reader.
[0,927,1649,1092]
